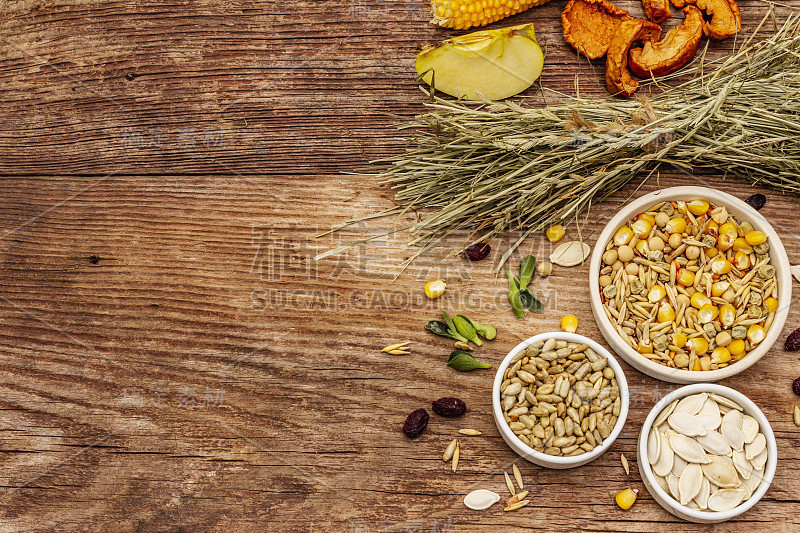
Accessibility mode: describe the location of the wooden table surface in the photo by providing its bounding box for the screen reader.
[2,0,800,531]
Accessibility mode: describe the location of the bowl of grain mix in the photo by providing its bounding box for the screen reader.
[492,332,629,469]
[589,186,791,384]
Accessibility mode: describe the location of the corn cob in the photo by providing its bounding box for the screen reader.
[430,0,550,30]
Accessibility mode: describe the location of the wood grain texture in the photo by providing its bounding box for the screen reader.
[1,0,799,531]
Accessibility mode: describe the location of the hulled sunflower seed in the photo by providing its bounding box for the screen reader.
[443,439,458,462]
[459,428,482,436]
[512,464,524,490]
[504,471,515,496]
[621,453,630,475]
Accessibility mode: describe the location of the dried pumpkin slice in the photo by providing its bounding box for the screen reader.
[562,0,632,59]
[629,6,703,78]
[672,0,741,40]
[605,19,662,97]
[415,24,544,101]
[643,0,672,23]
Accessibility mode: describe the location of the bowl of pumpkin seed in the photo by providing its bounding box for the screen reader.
[589,186,792,384]
[492,332,629,469]
[638,383,777,523]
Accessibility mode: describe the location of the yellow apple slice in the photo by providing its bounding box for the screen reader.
[415,23,544,101]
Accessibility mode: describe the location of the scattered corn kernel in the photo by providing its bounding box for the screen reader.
[710,257,732,275]
[561,315,579,333]
[648,285,667,303]
[764,297,779,313]
[631,218,653,236]
[690,292,711,309]
[728,339,746,358]
[747,324,766,345]
[615,488,639,510]
[698,304,718,324]
[687,200,710,216]
[546,224,566,243]
[732,237,753,253]
[744,230,767,246]
[711,281,730,297]
[424,280,446,299]
[719,304,737,327]
[666,217,687,234]
[671,333,688,348]
[657,303,676,323]
[676,268,695,286]
[614,226,634,246]
[687,337,709,356]
[710,346,731,363]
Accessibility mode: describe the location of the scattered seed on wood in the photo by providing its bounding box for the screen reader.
[443,439,458,462]
[504,472,516,496]
[452,443,460,473]
[794,405,800,427]
[504,500,530,512]
[512,464,524,489]
[621,453,630,475]
[459,429,482,436]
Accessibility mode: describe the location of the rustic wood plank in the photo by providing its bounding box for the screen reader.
[0,0,799,530]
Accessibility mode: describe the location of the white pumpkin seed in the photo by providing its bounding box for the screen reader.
[672,454,688,477]
[741,415,759,444]
[702,456,740,488]
[742,468,764,497]
[745,433,766,461]
[678,463,703,505]
[647,428,661,465]
[697,399,722,431]
[732,450,753,480]
[464,489,501,510]
[550,241,591,267]
[708,394,743,411]
[750,447,768,471]
[669,434,711,464]
[653,437,675,477]
[707,487,747,511]
[721,409,743,429]
[675,393,708,415]
[667,474,680,500]
[721,422,745,452]
[655,473,669,493]
[654,398,680,427]
[695,476,710,510]
[668,412,707,437]
[695,431,732,456]
[685,500,700,510]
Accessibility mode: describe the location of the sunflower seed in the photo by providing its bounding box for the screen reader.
[621,453,630,475]
[512,464,524,490]
[504,472,515,496]
[679,463,703,505]
[452,443,460,473]
[459,429,482,436]
[794,405,800,427]
[503,499,530,512]
[464,489,500,510]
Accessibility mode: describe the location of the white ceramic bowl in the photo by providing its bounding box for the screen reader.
[637,384,777,523]
[492,332,629,469]
[590,186,792,384]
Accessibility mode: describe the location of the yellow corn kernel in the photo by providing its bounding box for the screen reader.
[666,217,687,234]
[719,304,736,327]
[648,285,667,303]
[728,339,746,358]
[687,200,710,216]
[718,222,738,251]
[747,324,766,345]
[706,246,719,258]
[690,292,711,309]
[691,355,703,371]
[424,280,446,299]
[671,333,688,348]
[687,337,709,355]
[638,213,656,225]
[615,488,639,510]
[711,346,732,363]
[764,297,779,313]
[676,268,695,286]
[430,0,551,30]
[698,304,718,324]
[732,238,753,253]
[638,339,654,354]
[635,239,648,255]
[733,251,750,270]
[657,303,676,323]
[546,224,565,243]
[561,315,579,333]
[710,257,732,275]
[631,218,653,237]
[676,201,688,215]
[717,234,734,252]
[614,226,634,246]
[711,281,730,297]
[744,230,767,246]
[706,219,719,235]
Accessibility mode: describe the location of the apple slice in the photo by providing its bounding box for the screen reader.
[415,23,544,101]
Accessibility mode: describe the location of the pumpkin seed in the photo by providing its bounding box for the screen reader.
[695,476,711,510]
[750,447,768,471]
[721,421,745,452]
[672,454,688,477]
[679,463,703,505]
[654,398,679,427]
[675,392,707,415]
[702,456,740,488]
[695,431,732,456]
[741,415,759,444]
[550,241,591,267]
[647,428,661,465]
[669,433,711,464]
[668,412,707,437]
[732,450,753,480]
[667,474,680,500]
[464,489,500,510]
[707,487,747,511]
[708,393,743,411]
[745,433,766,461]
[653,437,675,477]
